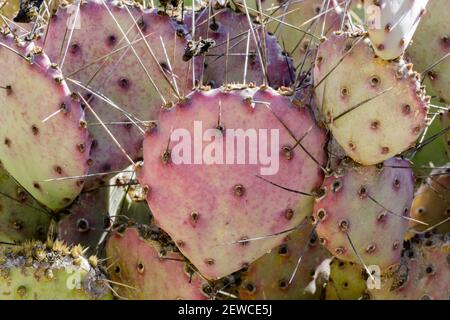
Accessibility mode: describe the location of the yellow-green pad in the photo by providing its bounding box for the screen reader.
[0,165,50,243]
[0,32,91,211]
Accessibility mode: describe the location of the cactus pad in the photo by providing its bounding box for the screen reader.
[314,32,428,165]
[0,32,91,210]
[325,259,368,300]
[139,85,327,279]
[407,0,450,103]
[410,164,450,234]
[185,7,295,88]
[0,165,50,243]
[238,223,331,300]
[106,224,208,299]
[313,157,414,270]
[365,0,429,60]
[369,233,450,300]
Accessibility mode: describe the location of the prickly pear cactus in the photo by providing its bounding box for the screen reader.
[106,223,209,300]
[139,85,327,279]
[325,259,368,300]
[364,0,429,60]
[0,0,448,302]
[184,6,295,88]
[313,157,414,270]
[314,32,429,165]
[369,233,450,300]
[0,239,112,300]
[238,223,331,300]
[410,164,450,234]
[43,0,198,187]
[0,32,91,210]
[406,0,450,103]
[0,165,50,243]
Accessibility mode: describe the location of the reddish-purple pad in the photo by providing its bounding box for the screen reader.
[184,7,295,88]
[106,226,208,299]
[139,85,327,279]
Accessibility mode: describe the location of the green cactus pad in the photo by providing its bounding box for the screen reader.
[407,0,450,103]
[238,223,331,300]
[0,32,91,210]
[0,165,50,243]
[314,32,429,165]
[325,259,368,300]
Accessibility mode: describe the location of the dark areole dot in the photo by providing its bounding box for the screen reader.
[69,43,80,54]
[191,211,199,221]
[393,178,400,188]
[77,218,90,232]
[340,87,349,97]
[284,208,294,220]
[425,265,434,274]
[118,78,130,89]
[278,279,287,289]
[339,219,350,232]
[370,75,380,87]
[246,283,255,293]
[358,186,367,197]
[137,262,145,273]
[31,125,39,135]
[402,104,411,115]
[107,35,117,46]
[317,209,326,220]
[209,21,219,32]
[278,244,288,255]
[233,184,245,197]
[332,180,341,192]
